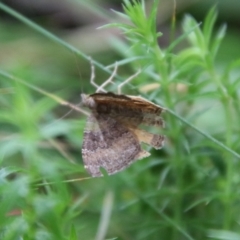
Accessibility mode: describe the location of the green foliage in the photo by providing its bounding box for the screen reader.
[0,1,240,240]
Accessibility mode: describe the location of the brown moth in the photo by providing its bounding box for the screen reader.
[81,92,165,177]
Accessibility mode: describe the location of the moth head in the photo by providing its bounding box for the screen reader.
[81,94,96,109]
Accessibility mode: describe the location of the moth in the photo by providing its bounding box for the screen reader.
[81,92,165,177]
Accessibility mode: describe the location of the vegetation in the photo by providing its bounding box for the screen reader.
[0,0,240,239]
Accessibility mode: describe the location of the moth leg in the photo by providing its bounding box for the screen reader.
[89,62,118,94]
[90,58,118,93]
[97,62,118,93]
[117,69,141,94]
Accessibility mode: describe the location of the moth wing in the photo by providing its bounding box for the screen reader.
[82,113,149,177]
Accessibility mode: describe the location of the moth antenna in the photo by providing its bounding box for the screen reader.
[96,62,118,93]
[117,69,141,94]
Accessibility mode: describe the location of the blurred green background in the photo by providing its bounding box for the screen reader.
[0,0,240,240]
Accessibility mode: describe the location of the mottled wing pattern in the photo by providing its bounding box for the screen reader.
[82,113,150,177]
[86,92,165,149]
[89,92,163,114]
[81,92,165,177]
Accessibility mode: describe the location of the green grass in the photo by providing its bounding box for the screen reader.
[1,0,240,239]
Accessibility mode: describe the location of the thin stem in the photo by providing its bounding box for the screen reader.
[0,69,89,116]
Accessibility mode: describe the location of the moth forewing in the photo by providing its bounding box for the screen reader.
[81,92,165,177]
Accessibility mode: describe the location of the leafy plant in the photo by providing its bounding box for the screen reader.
[0,0,240,239]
